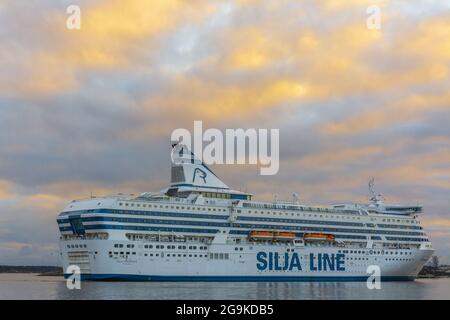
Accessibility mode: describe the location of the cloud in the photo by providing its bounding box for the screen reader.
[423,218,450,229]
[0,0,449,264]
[0,180,13,200]
[0,0,217,97]
[322,91,450,136]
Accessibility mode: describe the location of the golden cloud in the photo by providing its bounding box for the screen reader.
[39,180,166,200]
[1,0,217,96]
[422,218,450,228]
[322,91,450,136]
[0,180,13,200]
[13,193,65,212]
[66,0,215,68]
[295,146,384,168]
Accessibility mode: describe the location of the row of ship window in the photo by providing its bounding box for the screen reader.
[63,206,419,227]
[65,244,415,256]
[60,209,227,222]
[59,224,428,243]
[238,216,422,230]
[85,224,429,243]
[241,205,419,225]
[108,251,209,259]
[237,216,364,227]
[338,249,413,255]
[113,243,208,250]
[76,216,424,237]
[237,216,421,230]
[113,244,135,248]
[108,252,217,259]
[144,244,208,250]
[345,257,413,262]
[242,202,357,214]
[378,224,422,230]
[60,209,420,231]
[241,210,418,226]
[243,210,367,221]
[110,251,137,256]
[386,237,428,242]
[118,202,228,213]
[67,244,87,249]
[69,245,415,259]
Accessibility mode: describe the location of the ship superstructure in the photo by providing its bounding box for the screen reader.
[57,145,434,281]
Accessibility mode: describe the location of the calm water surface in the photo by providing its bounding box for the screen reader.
[0,274,449,300]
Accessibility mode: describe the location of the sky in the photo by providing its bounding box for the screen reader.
[0,0,449,265]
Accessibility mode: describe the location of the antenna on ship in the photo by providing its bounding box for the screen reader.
[368,178,376,201]
[368,178,384,206]
[292,192,300,204]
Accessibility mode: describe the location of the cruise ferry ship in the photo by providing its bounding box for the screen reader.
[57,144,434,281]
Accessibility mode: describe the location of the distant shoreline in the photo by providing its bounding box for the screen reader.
[0,265,63,276]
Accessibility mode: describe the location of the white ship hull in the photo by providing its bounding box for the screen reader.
[59,236,433,281]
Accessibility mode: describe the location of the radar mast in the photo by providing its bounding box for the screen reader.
[368,178,384,206]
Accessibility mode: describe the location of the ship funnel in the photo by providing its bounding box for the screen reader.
[170,144,229,190]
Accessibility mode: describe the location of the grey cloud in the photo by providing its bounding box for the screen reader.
[0,0,449,265]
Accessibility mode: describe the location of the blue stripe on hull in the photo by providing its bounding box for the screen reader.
[65,274,415,282]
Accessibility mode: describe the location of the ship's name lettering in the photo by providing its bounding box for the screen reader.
[256,252,346,271]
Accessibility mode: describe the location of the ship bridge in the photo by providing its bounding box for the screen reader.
[332,179,423,216]
[332,203,422,216]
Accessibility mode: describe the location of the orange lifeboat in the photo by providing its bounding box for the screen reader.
[273,232,296,240]
[249,230,274,239]
[303,233,335,242]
